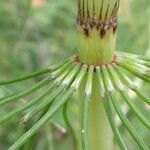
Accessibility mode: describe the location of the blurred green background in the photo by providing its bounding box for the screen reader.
[0,0,149,149]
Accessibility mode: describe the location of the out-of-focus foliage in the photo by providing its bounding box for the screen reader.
[0,0,149,150]
[118,0,150,55]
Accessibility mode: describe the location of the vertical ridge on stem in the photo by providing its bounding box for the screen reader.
[77,0,120,65]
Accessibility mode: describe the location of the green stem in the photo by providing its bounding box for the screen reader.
[79,74,113,150]
[76,0,120,149]
[77,0,119,65]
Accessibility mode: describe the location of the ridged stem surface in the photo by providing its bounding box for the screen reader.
[79,74,113,150]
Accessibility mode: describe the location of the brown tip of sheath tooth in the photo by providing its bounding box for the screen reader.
[100,29,106,38]
[77,0,120,37]
[84,28,90,36]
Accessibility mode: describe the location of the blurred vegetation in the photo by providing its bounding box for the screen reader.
[0,0,149,149]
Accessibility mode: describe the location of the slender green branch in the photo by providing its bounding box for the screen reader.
[134,89,150,105]
[119,57,149,76]
[119,54,150,68]
[100,67,127,150]
[15,121,26,141]
[51,60,73,78]
[114,65,150,105]
[46,123,54,150]
[111,94,149,150]
[71,65,88,90]
[8,88,74,150]
[23,86,63,122]
[0,80,54,124]
[0,77,52,106]
[81,66,94,150]
[0,69,51,85]
[118,62,150,83]
[120,91,150,129]
[22,61,79,122]
[0,60,73,107]
[108,65,150,129]
[22,106,51,150]
[119,51,150,61]
[63,102,77,150]
[103,94,127,150]
[81,95,89,150]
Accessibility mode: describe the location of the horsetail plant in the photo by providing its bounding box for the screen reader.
[0,0,150,150]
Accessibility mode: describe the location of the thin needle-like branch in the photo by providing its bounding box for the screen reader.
[0,81,54,124]
[111,94,149,150]
[81,95,89,150]
[114,66,150,105]
[0,59,70,86]
[0,69,51,85]
[81,66,94,150]
[8,88,74,150]
[63,102,77,150]
[0,77,52,106]
[23,86,63,122]
[100,67,127,150]
[108,65,150,129]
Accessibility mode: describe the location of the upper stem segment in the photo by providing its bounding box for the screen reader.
[77,0,119,65]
